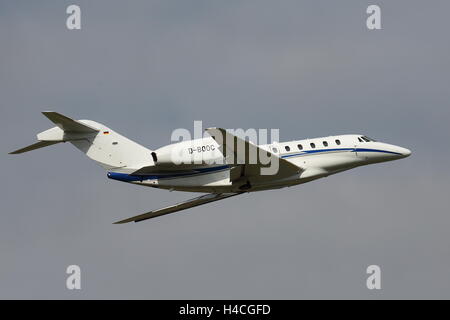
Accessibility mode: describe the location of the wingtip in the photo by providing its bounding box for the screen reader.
[205,127,225,134]
[41,111,56,120]
[113,219,134,224]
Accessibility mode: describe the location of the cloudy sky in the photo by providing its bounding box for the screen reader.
[1,0,449,299]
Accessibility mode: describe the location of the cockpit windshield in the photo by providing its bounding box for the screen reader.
[361,136,376,142]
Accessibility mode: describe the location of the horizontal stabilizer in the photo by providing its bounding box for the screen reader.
[42,111,99,133]
[9,141,61,154]
[9,111,101,155]
[114,193,240,224]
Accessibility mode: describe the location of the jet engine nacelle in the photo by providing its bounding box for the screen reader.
[151,140,223,168]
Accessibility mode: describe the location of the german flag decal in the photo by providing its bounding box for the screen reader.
[103,131,110,135]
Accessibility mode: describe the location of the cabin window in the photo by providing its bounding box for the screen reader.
[297,144,303,150]
[361,136,370,142]
[323,141,328,147]
[358,137,363,142]
[335,139,341,145]
[310,142,316,148]
[272,147,278,153]
[285,146,290,152]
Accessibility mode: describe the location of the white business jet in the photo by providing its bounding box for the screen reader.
[10,112,411,223]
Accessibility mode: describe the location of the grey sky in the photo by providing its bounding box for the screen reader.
[1,0,449,299]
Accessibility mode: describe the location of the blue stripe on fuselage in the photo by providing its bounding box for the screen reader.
[107,165,230,182]
[281,148,353,158]
[353,148,401,155]
[108,148,400,182]
[281,147,401,159]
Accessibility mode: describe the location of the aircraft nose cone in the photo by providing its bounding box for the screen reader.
[404,148,411,157]
[398,147,411,158]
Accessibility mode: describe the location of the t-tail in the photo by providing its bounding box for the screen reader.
[9,112,154,172]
